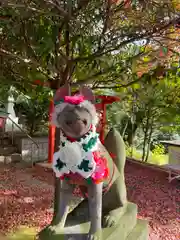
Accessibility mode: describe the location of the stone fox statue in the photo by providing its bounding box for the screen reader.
[45,85,127,240]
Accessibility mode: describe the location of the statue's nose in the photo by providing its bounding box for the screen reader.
[72,120,84,133]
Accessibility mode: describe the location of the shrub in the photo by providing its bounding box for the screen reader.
[126,144,142,160]
[126,144,168,165]
[14,86,52,136]
[152,144,165,155]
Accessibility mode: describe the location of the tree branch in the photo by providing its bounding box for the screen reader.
[98,0,111,50]
[54,22,65,71]
[72,16,180,63]
[73,0,90,15]
[71,50,149,86]
[20,20,38,60]
[86,65,170,90]
[91,77,143,89]
[44,0,69,17]
[0,48,35,65]
[0,48,53,80]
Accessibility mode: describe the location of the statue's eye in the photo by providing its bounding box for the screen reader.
[66,120,72,125]
[83,119,87,125]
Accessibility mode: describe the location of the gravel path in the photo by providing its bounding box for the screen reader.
[0,161,179,240]
[125,161,180,240]
[0,163,53,235]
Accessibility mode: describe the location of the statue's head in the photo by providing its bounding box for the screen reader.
[52,85,98,139]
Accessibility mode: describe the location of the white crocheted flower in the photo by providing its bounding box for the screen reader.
[59,142,83,168]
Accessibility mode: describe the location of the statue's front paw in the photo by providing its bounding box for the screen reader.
[102,214,117,228]
[87,231,102,240]
[37,223,65,239]
[102,206,127,228]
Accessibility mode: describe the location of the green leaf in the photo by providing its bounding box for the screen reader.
[162,47,168,55]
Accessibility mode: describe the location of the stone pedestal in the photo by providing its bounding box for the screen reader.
[38,202,149,240]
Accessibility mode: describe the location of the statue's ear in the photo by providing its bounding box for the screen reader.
[80,86,95,103]
[54,85,70,102]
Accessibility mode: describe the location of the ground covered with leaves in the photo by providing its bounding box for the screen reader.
[125,162,179,240]
[0,162,179,239]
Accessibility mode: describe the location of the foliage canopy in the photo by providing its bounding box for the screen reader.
[0,0,179,90]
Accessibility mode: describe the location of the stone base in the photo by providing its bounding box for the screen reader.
[126,219,149,240]
[0,153,22,164]
[5,205,148,240]
[38,202,149,240]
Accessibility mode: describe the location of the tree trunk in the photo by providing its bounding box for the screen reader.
[29,121,35,136]
[126,109,145,146]
[145,120,154,162]
[126,123,138,145]
[142,127,148,161]
[142,107,151,161]
[142,117,150,161]
[121,119,128,139]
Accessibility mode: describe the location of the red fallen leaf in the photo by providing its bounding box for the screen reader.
[0,190,17,196]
